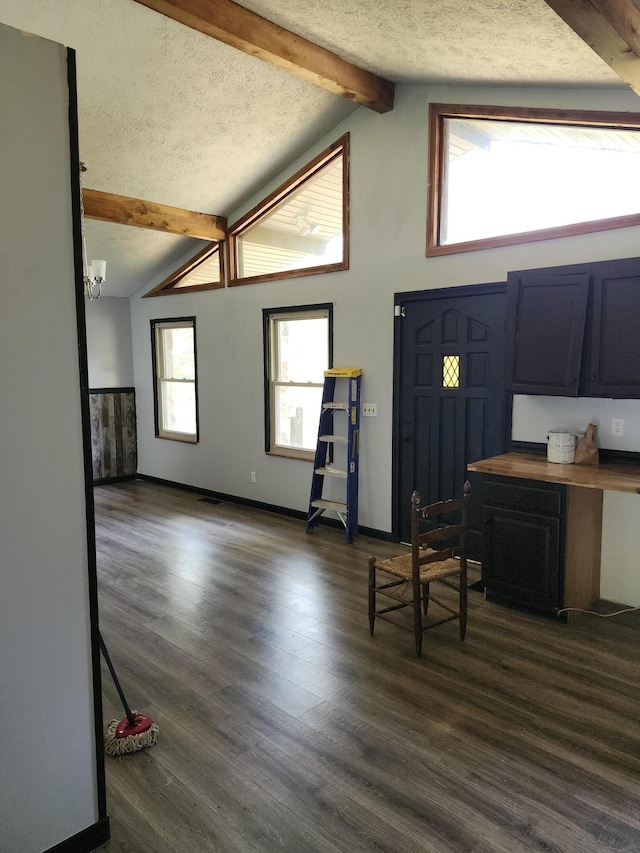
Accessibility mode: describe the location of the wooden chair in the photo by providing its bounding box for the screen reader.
[368,481,470,657]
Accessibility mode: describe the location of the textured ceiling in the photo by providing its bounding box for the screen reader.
[0,0,627,296]
[238,0,622,86]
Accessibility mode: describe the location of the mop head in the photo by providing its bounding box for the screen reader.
[104,711,160,757]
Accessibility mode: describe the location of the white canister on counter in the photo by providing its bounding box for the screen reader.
[547,431,576,464]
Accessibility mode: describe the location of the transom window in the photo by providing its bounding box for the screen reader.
[151,318,198,442]
[231,135,349,286]
[263,305,332,460]
[427,104,640,256]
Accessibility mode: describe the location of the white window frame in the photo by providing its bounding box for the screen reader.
[264,305,332,460]
[151,317,198,443]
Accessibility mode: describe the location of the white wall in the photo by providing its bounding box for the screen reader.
[131,81,640,601]
[513,395,640,452]
[0,23,100,852]
[86,296,134,387]
[599,492,640,604]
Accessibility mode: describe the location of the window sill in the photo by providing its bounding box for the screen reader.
[156,433,198,444]
[229,261,347,288]
[268,447,314,462]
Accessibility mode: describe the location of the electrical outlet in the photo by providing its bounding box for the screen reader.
[250,471,257,483]
[611,418,624,437]
[362,403,377,417]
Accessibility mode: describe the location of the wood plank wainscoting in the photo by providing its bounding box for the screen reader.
[96,480,640,853]
[90,388,137,483]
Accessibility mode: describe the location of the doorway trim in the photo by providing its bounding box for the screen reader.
[67,48,109,837]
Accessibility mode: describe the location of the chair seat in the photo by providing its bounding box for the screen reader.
[375,551,461,583]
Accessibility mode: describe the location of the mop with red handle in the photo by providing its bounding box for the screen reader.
[99,632,159,756]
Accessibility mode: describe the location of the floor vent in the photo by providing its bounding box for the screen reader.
[199,497,223,506]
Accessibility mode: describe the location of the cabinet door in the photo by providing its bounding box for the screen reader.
[587,259,640,397]
[505,273,590,395]
[483,505,561,613]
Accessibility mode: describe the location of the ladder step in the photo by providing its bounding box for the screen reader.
[319,434,347,444]
[311,499,347,512]
[323,402,349,411]
[324,368,363,377]
[315,466,347,478]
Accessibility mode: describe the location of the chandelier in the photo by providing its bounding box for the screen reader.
[79,162,106,300]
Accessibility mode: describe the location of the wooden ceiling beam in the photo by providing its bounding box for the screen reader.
[82,189,227,241]
[133,0,394,114]
[544,0,640,93]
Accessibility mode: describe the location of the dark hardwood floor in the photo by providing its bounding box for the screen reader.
[96,480,640,852]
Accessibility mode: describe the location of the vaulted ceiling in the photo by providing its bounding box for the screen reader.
[0,0,635,296]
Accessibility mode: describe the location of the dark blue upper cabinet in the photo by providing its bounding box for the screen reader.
[505,257,640,399]
[505,273,590,396]
[588,260,640,398]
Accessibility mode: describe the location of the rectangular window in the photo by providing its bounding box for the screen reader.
[151,318,198,442]
[427,104,640,256]
[263,305,332,460]
[230,135,349,286]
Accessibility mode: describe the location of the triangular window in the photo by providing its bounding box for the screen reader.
[229,134,349,286]
[144,243,223,297]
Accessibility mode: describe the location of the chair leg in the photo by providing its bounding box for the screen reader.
[412,583,423,658]
[422,581,430,617]
[459,564,468,641]
[415,626,423,658]
[368,556,376,635]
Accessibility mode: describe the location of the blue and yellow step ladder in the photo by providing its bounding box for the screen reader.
[306,368,362,544]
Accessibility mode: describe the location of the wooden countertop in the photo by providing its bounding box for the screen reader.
[467,452,640,494]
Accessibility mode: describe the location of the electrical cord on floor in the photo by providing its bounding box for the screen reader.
[556,606,640,618]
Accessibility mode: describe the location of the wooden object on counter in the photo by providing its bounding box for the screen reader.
[467,452,640,494]
[575,424,599,465]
